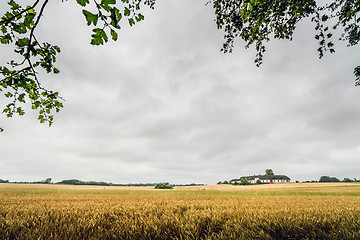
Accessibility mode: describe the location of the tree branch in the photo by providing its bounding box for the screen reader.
[27,0,49,60]
[0,0,41,25]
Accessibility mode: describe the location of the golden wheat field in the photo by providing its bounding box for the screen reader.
[0,183,360,239]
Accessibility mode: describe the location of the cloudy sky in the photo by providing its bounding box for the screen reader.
[0,0,359,184]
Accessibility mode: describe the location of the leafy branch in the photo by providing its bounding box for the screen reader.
[0,0,63,131]
[213,0,317,66]
[77,0,155,45]
[212,0,359,84]
[0,0,155,132]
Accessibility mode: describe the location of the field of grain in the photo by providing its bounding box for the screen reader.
[0,183,359,239]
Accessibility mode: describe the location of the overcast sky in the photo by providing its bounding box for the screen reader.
[0,0,359,184]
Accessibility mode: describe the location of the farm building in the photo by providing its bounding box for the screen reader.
[230,175,291,184]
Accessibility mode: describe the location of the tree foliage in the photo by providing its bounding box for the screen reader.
[0,179,9,183]
[212,0,359,78]
[240,177,250,185]
[57,179,112,186]
[265,169,274,175]
[0,0,359,131]
[0,0,155,132]
[319,175,341,182]
[154,182,173,189]
[343,177,354,182]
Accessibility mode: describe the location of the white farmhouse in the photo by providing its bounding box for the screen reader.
[230,175,291,184]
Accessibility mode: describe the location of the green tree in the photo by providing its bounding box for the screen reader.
[240,177,250,185]
[330,177,340,182]
[319,176,341,182]
[319,176,332,182]
[43,177,52,184]
[1,0,359,131]
[265,169,274,176]
[232,181,239,185]
[154,182,173,189]
[57,179,83,185]
[343,177,353,182]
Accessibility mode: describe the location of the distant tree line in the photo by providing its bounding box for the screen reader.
[173,183,205,187]
[0,178,204,187]
[0,178,157,186]
[0,178,52,184]
[56,180,204,187]
[217,178,262,186]
[308,176,360,183]
[303,176,360,183]
[56,179,118,186]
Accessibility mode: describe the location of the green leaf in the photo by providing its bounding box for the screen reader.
[0,34,12,44]
[76,0,89,7]
[15,38,29,47]
[12,23,27,34]
[100,3,112,11]
[32,101,40,109]
[24,12,36,25]
[38,115,45,123]
[1,26,7,34]
[110,29,118,40]
[354,66,360,77]
[100,0,116,11]
[124,7,130,16]
[5,92,13,98]
[55,101,63,108]
[128,18,135,26]
[16,107,25,116]
[327,42,334,48]
[53,68,60,74]
[0,128,3,133]
[321,14,328,22]
[101,0,116,5]
[82,10,98,26]
[5,12,13,19]
[48,117,53,127]
[136,13,144,22]
[110,8,122,28]
[115,8,122,21]
[90,28,108,45]
[18,93,26,103]
[8,0,20,10]
[27,9,36,15]
[53,46,61,53]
